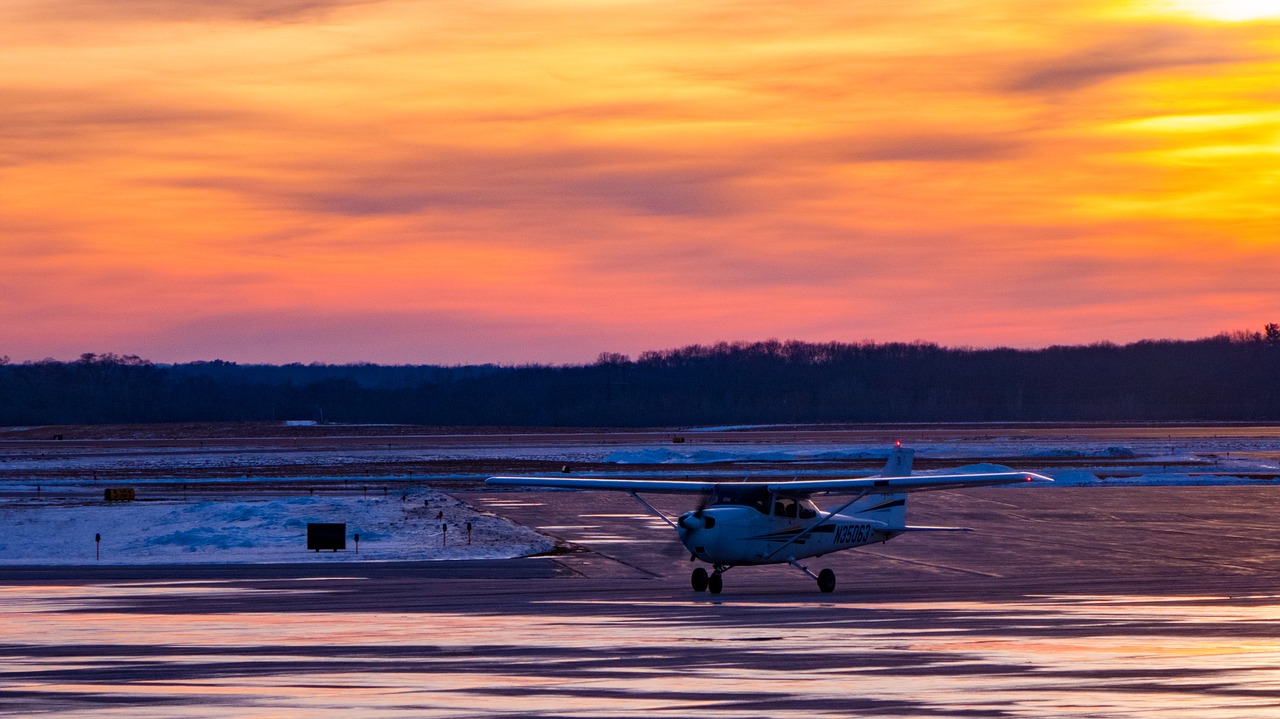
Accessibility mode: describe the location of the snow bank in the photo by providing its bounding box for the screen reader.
[0,487,554,566]
[936,463,1016,474]
[604,447,884,464]
[1046,473,1277,488]
[1042,471,1102,486]
[1027,446,1137,458]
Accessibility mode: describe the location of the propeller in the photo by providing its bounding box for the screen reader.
[678,492,713,530]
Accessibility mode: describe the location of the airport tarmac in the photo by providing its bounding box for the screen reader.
[5,485,1280,718]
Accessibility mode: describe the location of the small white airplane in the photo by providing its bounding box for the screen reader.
[487,444,1052,594]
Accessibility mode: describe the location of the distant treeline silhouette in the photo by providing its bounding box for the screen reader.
[3,326,1280,426]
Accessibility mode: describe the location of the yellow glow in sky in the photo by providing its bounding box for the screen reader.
[1165,0,1280,20]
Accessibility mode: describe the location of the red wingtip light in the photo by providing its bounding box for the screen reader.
[1025,476,1033,482]
[895,440,901,448]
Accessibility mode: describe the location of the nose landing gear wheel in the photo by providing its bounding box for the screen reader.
[817,568,836,593]
[708,572,723,595]
[691,567,709,592]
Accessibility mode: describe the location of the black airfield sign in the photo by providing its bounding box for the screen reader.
[307,523,346,551]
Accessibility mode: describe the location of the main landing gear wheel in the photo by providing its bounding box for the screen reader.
[691,567,709,592]
[708,572,724,595]
[817,568,836,593]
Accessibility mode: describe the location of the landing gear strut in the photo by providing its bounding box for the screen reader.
[788,559,836,593]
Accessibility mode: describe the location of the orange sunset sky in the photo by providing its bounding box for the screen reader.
[2,0,1277,364]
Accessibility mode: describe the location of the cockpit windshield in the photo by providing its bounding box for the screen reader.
[709,486,818,518]
[710,485,770,514]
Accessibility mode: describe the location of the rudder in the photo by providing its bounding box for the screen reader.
[881,443,914,478]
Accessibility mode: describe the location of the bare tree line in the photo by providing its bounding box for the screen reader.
[2,327,1278,426]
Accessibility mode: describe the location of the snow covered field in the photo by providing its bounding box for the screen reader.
[0,487,554,566]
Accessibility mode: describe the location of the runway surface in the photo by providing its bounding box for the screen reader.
[5,485,1280,717]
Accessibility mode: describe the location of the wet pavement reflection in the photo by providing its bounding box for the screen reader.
[5,581,1280,718]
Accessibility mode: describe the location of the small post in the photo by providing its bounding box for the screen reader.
[467,521,472,545]
[354,533,360,554]
[95,533,101,561]
[363,486,368,497]
[442,524,447,547]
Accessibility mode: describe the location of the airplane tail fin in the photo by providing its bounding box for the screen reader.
[881,443,914,478]
[854,443,913,526]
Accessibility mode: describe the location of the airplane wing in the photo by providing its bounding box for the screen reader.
[767,472,1053,495]
[486,477,718,493]
[485,472,1052,495]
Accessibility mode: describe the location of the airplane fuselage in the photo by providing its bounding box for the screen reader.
[676,505,894,566]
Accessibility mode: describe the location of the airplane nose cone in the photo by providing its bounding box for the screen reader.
[678,512,704,531]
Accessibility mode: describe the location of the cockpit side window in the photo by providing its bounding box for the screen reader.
[769,496,817,519]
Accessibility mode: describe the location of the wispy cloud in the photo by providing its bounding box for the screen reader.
[12,0,370,24]
[0,88,260,166]
[150,142,756,219]
[833,133,1024,163]
[1008,25,1251,93]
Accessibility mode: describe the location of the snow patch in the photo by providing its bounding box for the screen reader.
[150,527,256,551]
[0,487,554,566]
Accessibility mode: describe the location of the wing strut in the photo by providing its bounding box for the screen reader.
[627,491,678,530]
[763,491,870,561]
